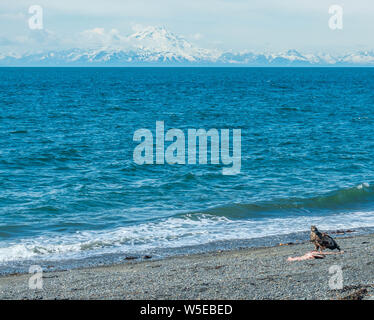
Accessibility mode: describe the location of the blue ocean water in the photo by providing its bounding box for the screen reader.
[1,67,374,271]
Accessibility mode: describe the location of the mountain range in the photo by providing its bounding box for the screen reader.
[1,26,374,66]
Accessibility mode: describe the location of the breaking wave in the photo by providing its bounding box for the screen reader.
[1,183,374,266]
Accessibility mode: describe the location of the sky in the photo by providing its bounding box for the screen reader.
[1,0,374,54]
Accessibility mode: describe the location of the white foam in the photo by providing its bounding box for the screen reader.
[357,182,370,189]
[1,210,374,264]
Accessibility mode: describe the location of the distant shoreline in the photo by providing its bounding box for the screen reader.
[1,233,373,300]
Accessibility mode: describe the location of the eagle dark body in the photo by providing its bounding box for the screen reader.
[310,226,341,252]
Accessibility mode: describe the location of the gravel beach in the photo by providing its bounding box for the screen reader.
[1,233,374,300]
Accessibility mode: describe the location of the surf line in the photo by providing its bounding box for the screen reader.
[133,121,241,175]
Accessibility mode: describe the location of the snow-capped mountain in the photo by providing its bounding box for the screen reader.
[1,26,373,66]
[340,51,374,65]
[127,26,219,63]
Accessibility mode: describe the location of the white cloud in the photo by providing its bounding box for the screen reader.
[0,29,61,53]
[78,27,129,48]
[0,0,374,53]
[0,12,26,21]
[191,33,203,40]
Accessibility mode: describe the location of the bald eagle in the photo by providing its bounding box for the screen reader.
[310,226,341,252]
